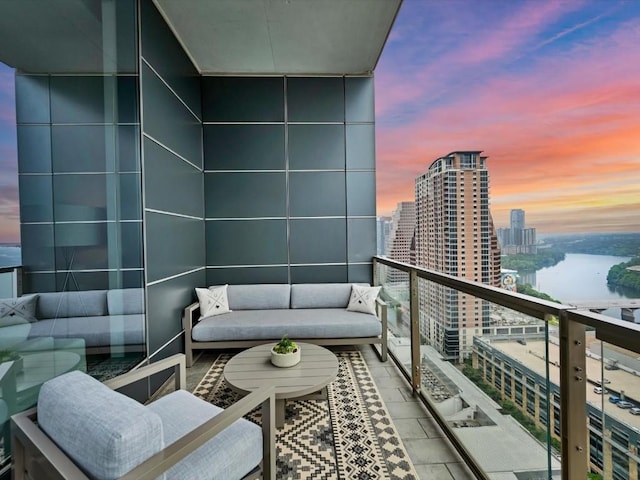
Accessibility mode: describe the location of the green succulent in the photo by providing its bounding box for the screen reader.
[273,335,298,354]
[0,349,20,362]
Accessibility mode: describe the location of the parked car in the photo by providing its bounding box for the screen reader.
[594,386,608,394]
[617,400,634,409]
[630,407,640,415]
[609,395,620,404]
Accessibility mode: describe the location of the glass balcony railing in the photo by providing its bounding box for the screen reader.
[0,267,21,299]
[374,256,640,480]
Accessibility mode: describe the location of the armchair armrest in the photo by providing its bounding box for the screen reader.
[183,302,200,367]
[120,385,276,480]
[103,353,186,392]
[375,298,388,362]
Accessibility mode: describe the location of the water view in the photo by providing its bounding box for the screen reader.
[525,253,640,323]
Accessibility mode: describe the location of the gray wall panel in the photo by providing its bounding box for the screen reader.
[206,266,289,286]
[146,212,204,283]
[348,263,373,284]
[142,63,202,167]
[206,219,288,266]
[144,138,203,218]
[347,171,376,216]
[346,124,375,170]
[147,269,206,355]
[203,124,285,171]
[288,124,345,170]
[348,218,377,262]
[287,77,344,122]
[15,75,50,124]
[202,77,284,122]
[289,218,346,264]
[18,175,53,222]
[345,77,375,122]
[290,265,348,284]
[289,172,346,217]
[140,0,201,118]
[17,125,51,173]
[205,172,286,218]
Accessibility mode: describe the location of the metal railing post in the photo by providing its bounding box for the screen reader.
[410,268,420,394]
[559,311,588,480]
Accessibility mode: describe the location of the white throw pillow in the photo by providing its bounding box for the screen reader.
[0,295,38,326]
[195,285,232,318]
[347,284,381,315]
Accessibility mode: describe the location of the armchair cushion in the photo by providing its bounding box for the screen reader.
[147,390,263,480]
[37,370,164,480]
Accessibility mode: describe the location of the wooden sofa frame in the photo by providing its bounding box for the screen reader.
[11,353,276,480]
[183,298,388,367]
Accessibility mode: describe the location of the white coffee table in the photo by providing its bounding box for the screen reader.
[223,343,339,428]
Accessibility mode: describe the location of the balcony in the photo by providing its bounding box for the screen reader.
[374,256,640,480]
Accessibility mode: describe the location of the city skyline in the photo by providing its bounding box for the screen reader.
[375,0,640,234]
[1,1,640,243]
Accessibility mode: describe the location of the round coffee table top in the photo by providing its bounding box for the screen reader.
[223,343,339,400]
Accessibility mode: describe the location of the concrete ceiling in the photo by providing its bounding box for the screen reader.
[154,0,402,75]
[0,0,401,75]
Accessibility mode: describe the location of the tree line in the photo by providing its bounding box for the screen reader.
[607,257,640,293]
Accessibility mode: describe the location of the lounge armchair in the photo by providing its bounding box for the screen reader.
[10,353,276,480]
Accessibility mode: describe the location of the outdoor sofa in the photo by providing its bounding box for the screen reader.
[183,283,388,367]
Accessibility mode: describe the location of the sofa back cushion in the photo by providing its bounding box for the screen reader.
[38,370,164,480]
[290,283,358,309]
[107,288,145,315]
[37,290,108,319]
[227,284,291,310]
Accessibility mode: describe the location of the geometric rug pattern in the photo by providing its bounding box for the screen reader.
[192,350,419,479]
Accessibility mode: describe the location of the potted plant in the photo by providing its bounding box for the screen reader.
[271,335,301,368]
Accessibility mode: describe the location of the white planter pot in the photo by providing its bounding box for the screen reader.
[271,346,301,368]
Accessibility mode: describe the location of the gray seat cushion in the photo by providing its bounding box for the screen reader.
[147,390,262,480]
[38,370,164,480]
[193,309,381,342]
[28,314,145,347]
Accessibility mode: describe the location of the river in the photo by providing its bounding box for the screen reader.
[520,253,640,323]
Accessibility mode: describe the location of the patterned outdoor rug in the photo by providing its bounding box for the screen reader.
[193,350,419,480]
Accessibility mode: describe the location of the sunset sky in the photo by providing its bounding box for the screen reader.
[375,0,640,233]
[1,0,639,243]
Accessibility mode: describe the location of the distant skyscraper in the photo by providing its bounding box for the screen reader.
[415,151,501,361]
[510,209,525,230]
[386,201,415,265]
[376,216,392,256]
[499,208,537,254]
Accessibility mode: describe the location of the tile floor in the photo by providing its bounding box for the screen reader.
[185,346,476,480]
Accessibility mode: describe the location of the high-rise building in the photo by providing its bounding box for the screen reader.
[415,151,501,361]
[376,216,392,256]
[386,202,416,264]
[499,209,537,254]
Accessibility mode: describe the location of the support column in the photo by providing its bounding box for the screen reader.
[603,430,613,480]
[560,313,588,480]
[630,445,638,480]
[409,269,420,394]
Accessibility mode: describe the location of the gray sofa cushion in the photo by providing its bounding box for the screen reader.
[28,314,145,347]
[147,390,262,480]
[107,288,144,315]
[193,309,381,342]
[227,284,291,310]
[37,290,108,319]
[290,283,356,309]
[38,370,164,480]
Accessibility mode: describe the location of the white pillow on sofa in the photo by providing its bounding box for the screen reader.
[347,284,381,315]
[195,285,232,318]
